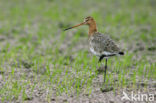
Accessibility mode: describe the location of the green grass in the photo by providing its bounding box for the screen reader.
[0,0,156,102]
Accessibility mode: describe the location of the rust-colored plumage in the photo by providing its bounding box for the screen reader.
[64,16,124,82]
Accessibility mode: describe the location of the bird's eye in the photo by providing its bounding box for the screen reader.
[84,19,88,22]
[85,19,89,21]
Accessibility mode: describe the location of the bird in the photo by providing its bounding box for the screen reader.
[64,16,124,83]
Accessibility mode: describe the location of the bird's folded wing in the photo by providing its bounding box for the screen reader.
[90,33,120,54]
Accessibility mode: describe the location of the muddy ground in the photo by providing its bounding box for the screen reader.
[0,29,156,103]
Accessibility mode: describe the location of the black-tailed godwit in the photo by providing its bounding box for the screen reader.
[64,16,124,83]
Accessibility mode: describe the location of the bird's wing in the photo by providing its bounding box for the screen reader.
[90,32,120,54]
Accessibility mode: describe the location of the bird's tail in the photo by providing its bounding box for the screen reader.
[119,52,124,55]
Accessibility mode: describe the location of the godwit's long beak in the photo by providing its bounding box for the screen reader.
[64,22,85,31]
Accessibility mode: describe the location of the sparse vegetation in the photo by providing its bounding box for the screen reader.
[0,0,155,102]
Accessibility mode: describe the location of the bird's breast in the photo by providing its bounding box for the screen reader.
[89,40,101,57]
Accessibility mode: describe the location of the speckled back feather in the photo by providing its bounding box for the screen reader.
[89,32,121,56]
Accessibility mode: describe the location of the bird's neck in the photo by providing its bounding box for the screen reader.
[88,21,97,37]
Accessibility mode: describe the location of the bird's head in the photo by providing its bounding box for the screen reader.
[83,16,95,25]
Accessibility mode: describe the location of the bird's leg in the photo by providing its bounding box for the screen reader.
[98,55,106,63]
[104,58,107,83]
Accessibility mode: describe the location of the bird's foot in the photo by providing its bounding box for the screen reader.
[100,84,114,92]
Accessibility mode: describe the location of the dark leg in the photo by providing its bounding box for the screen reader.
[98,55,106,63]
[104,58,107,83]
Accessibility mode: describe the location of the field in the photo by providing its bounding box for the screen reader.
[0,0,156,103]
